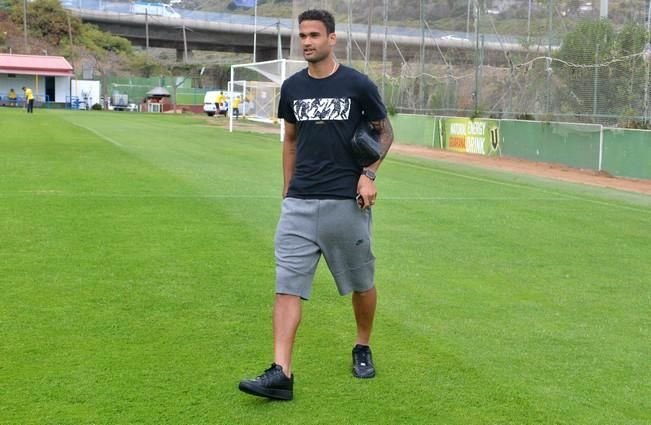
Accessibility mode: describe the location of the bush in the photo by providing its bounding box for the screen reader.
[91,103,102,111]
[516,113,535,120]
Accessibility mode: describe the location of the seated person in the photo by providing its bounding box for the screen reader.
[8,88,17,106]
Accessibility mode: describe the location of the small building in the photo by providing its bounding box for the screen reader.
[0,54,74,106]
[145,86,171,112]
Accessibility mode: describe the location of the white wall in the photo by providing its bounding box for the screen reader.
[71,80,101,106]
[55,77,71,103]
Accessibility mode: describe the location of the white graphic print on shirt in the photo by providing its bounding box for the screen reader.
[292,98,351,121]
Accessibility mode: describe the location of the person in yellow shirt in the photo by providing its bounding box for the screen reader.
[22,86,34,113]
[214,91,226,117]
[7,88,17,106]
[232,95,241,120]
[216,91,225,107]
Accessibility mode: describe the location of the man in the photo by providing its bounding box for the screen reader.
[239,9,394,401]
[215,91,225,112]
[22,86,34,113]
[8,88,17,107]
[232,95,241,120]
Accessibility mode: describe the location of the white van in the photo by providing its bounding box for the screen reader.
[131,2,181,18]
[203,90,242,117]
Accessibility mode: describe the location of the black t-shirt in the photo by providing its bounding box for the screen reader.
[277,65,387,199]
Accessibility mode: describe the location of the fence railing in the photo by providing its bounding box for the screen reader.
[390,113,651,180]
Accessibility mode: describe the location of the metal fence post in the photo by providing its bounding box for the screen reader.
[546,0,554,115]
[419,0,425,109]
[593,43,599,118]
[473,0,480,114]
[598,124,604,171]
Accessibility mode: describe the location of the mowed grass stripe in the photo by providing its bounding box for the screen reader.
[387,155,651,214]
[1,110,279,422]
[1,110,649,424]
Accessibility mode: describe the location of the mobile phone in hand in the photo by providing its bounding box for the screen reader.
[356,194,364,209]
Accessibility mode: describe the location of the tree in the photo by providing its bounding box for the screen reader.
[77,23,133,57]
[129,54,164,78]
[554,18,648,118]
[10,0,81,46]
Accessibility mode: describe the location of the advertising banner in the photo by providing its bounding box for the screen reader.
[443,118,501,156]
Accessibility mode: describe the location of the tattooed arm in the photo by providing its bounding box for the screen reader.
[356,116,394,209]
[369,116,394,166]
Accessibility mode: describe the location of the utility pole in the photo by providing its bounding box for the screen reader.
[145,10,150,53]
[466,0,472,36]
[67,12,74,65]
[527,0,532,43]
[364,0,375,74]
[419,0,425,109]
[347,0,352,65]
[253,0,258,62]
[182,25,188,64]
[600,0,608,18]
[23,0,28,53]
[381,0,388,99]
[277,20,282,60]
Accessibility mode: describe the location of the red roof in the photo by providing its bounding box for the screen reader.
[0,54,73,77]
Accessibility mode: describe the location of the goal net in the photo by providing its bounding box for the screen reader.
[229,59,306,140]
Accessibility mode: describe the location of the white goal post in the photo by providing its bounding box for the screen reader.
[229,59,306,141]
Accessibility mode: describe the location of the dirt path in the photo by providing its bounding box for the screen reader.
[390,144,651,196]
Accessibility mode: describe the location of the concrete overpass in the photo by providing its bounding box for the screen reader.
[70,6,553,65]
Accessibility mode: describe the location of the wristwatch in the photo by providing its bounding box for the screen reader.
[362,169,376,181]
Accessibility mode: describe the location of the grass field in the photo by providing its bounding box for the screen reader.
[1,109,650,424]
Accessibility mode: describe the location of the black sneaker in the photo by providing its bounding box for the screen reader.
[352,344,376,379]
[239,363,294,400]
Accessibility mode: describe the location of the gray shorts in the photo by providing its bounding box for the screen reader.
[275,197,375,300]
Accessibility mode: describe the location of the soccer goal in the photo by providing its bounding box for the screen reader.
[229,59,306,141]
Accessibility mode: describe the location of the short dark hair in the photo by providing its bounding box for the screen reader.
[298,9,335,34]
